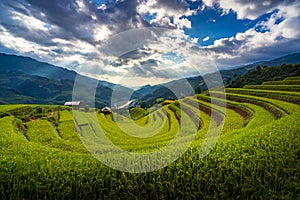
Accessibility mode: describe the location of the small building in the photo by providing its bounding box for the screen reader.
[64,101,81,110]
[101,107,112,114]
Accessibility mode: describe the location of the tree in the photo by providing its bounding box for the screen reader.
[84,105,90,112]
[36,107,43,114]
[256,65,262,70]
[140,102,147,109]
[227,77,232,84]
[155,98,164,104]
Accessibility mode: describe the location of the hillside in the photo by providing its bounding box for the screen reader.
[0,53,133,107]
[0,75,299,198]
[1,52,300,107]
[134,53,300,105]
[228,63,300,87]
[0,53,77,80]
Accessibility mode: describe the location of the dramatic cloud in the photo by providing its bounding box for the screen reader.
[202,0,285,20]
[137,0,195,29]
[79,28,216,87]
[0,0,299,87]
[0,0,149,68]
[205,1,300,66]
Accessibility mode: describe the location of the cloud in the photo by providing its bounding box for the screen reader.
[205,1,300,66]
[0,0,299,87]
[203,36,210,42]
[75,28,218,87]
[209,18,216,23]
[202,0,285,20]
[137,0,195,29]
[0,0,151,68]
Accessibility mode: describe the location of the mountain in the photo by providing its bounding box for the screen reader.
[0,53,78,80]
[0,53,117,89]
[228,63,300,88]
[131,84,163,99]
[257,53,300,67]
[133,53,300,105]
[0,53,133,107]
[1,52,300,107]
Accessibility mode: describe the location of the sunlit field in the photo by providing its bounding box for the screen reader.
[1,76,300,199]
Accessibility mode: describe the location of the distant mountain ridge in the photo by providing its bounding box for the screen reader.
[0,52,300,107]
[133,53,300,105]
[0,53,116,89]
[0,53,132,107]
[0,53,78,80]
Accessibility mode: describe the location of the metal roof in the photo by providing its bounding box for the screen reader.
[64,101,81,106]
[101,107,112,111]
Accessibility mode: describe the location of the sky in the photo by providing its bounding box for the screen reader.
[0,0,300,87]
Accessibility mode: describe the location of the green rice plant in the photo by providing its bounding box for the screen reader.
[192,99,244,135]
[57,121,81,142]
[168,103,181,124]
[183,97,224,126]
[284,76,300,80]
[25,120,87,153]
[176,101,202,130]
[239,103,275,130]
[196,94,254,126]
[223,90,300,114]
[0,116,27,142]
[133,113,152,126]
[178,101,213,139]
[243,84,300,92]
[3,106,34,121]
[209,91,289,119]
[225,88,300,104]
[75,110,176,153]
[0,105,34,114]
[59,110,74,122]
[262,80,300,85]
[12,118,27,138]
[129,108,149,120]
[1,74,300,199]
[0,109,299,199]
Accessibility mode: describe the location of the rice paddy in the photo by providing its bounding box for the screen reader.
[0,76,299,199]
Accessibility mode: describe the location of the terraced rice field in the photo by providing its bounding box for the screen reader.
[0,76,300,199]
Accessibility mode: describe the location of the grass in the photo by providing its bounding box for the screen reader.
[183,97,224,126]
[262,80,300,85]
[26,120,87,153]
[0,108,299,199]
[224,90,300,114]
[0,76,300,199]
[243,84,300,92]
[129,108,149,120]
[284,76,300,80]
[0,104,35,113]
[209,91,290,118]
[196,94,254,125]
[225,88,300,104]
[59,109,73,122]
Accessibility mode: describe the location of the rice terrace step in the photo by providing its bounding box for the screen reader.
[1,74,300,199]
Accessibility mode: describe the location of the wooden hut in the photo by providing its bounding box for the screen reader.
[101,107,112,114]
[64,101,81,110]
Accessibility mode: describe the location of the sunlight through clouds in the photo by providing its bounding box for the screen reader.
[0,0,299,86]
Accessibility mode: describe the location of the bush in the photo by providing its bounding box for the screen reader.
[84,105,90,112]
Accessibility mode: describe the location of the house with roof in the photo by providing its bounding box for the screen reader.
[64,101,81,110]
[101,107,112,114]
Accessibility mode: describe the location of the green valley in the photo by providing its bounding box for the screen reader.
[0,75,299,199]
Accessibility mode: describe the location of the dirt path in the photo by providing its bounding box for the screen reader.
[48,112,55,118]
